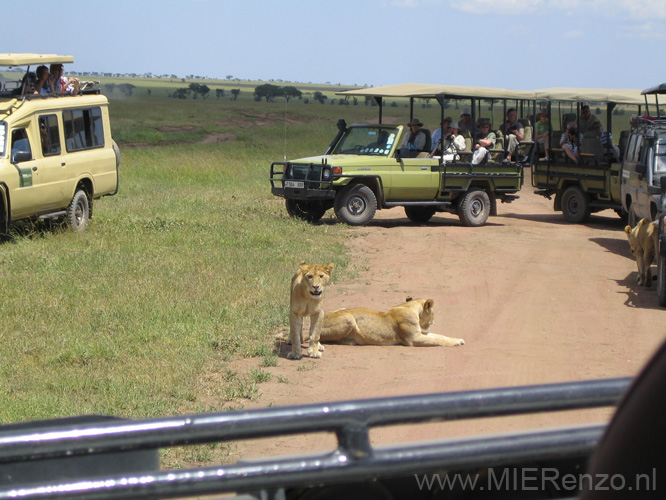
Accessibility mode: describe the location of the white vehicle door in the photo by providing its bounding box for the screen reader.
[8,127,45,218]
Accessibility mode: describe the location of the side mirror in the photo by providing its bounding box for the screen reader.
[636,163,647,175]
[11,151,31,164]
[660,175,666,196]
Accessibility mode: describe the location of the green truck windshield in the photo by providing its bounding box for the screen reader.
[332,126,398,156]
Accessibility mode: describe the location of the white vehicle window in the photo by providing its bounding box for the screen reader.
[11,128,31,161]
[655,141,666,173]
[0,122,6,157]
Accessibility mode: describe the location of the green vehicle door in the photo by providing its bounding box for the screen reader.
[388,157,439,201]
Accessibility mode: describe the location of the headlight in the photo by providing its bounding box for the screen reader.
[322,168,331,180]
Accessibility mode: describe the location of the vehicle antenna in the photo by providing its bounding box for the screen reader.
[283,100,288,162]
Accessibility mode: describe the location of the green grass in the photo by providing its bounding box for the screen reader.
[0,94,368,424]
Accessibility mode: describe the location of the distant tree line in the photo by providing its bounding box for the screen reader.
[169,84,241,100]
[253,84,304,103]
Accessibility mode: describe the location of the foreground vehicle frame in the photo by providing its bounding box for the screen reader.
[0,378,630,499]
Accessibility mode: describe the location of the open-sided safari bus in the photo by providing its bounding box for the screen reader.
[270,84,539,227]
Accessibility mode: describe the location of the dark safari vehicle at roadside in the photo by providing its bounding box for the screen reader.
[633,84,666,307]
[270,84,538,227]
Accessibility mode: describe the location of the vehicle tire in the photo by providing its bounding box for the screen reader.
[615,208,629,224]
[658,254,666,307]
[404,206,436,223]
[458,188,491,227]
[285,199,327,223]
[66,190,90,232]
[627,206,638,228]
[561,185,590,223]
[334,184,377,226]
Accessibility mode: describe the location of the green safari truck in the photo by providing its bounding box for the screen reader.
[270,84,537,227]
[531,88,648,223]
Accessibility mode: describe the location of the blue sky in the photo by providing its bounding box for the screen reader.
[5,0,665,90]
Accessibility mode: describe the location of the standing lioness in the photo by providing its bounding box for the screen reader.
[288,262,334,359]
[321,298,464,347]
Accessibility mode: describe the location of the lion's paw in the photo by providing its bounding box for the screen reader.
[287,351,302,360]
[318,344,325,352]
[307,348,322,359]
[456,338,465,346]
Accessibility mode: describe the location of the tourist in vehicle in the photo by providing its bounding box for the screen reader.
[457,109,473,134]
[560,122,583,162]
[34,65,53,94]
[499,108,524,162]
[398,118,430,158]
[50,63,79,95]
[430,117,452,156]
[592,121,620,161]
[535,111,550,160]
[12,72,37,95]
[471,119,496,165]
[579,105,598,134]
[440,123,466,163]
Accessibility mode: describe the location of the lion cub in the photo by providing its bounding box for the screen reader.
[288,262,334,360]
[625,218,658,287]
[320,297,464,347]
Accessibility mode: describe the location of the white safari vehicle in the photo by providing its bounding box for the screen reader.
[0,53,119,234]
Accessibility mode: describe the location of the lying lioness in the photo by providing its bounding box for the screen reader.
[320,297,465,347]
[625,218,658,287]
[288,262,334,360]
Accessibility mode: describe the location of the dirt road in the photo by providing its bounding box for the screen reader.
[226,170,665,461]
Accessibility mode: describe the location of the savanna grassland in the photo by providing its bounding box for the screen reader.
[0,77,418,432]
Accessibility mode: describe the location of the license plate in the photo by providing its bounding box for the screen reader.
[285,180,304,189]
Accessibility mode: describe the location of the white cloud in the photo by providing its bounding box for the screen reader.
[449,0,541,14]
[445,0,666,20]
[563,30,584,38]
[618,0,666,20]
[618,21,666,39]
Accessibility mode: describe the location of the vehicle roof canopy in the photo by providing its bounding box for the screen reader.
[0,53,74,66]
[337,83,648,105]
[641,83,666,95]
[534,87,646,105]
[337,83,536,101]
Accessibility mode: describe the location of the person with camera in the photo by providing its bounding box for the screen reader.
[440,123,467,163]
[499,108,525,162]
[560,121,583,163]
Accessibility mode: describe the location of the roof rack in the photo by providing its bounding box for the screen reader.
[635,116,666,132]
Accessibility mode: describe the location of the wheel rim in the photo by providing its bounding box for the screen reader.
[74,200,85,226]
[470,197,484,218]
[567,197,580,215]
[346,195,367,216]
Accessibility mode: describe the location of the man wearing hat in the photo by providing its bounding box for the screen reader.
[399,118,430,158]
[441,123,466,163]
[458,109,473,134]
